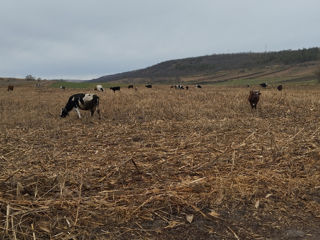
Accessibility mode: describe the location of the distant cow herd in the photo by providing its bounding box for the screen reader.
[170,84,201,90]
[4,82,284,119]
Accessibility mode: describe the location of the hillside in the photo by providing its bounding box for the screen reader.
[92,47,320,85]
[0,77,53,88]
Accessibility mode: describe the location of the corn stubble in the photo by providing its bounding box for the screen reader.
[0,85,320,239]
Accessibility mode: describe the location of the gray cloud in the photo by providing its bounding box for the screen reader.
[1,0,319,79]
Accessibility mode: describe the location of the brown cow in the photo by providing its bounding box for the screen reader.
[7,85,14,91]
[248,90,261,109]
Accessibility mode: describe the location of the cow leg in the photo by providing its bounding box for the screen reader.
[97,109,101,119]
[93,106,101,119]
[90,107,101,119]
[90,107,95,117]
[74,107,81,118]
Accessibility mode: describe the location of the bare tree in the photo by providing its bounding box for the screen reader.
[25,75,35,81]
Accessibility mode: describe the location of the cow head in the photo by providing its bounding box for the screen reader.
[252,90,261,96]
[60,108,69,118]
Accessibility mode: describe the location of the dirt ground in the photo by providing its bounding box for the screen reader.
[0,85,320,239]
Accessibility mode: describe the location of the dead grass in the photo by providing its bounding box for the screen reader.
[0,85,320,239]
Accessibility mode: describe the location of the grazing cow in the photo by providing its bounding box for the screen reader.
[175,84,184,89]
[186,86,189,90]
[248,90,261,109]
[260,83,267,88]
[277,85,283,91]
[60,93,101,119]
[128,85,134,89]
[60,86,66,90]
[7,85,14,91]
[145,84,152,88]
[110,86,120,92]
[196,84,202,88]
[94,85,104,92]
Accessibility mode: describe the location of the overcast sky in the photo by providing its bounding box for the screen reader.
[1,0,319,80]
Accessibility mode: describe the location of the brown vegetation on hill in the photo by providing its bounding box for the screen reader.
[91,61,320,86]
[0,85,320,239]
[93,48,320,84]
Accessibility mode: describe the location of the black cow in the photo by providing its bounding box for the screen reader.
[277,85,283,91]
[110,86,120,92]
[196,84,202,88]
[60,93,101,119]
[60,86,66,90]
[260,83,267,88]
[7,85,14,91]
[128,85,134,89]
[145,84,152,88]
[248,90,261,109]
[186,86,189,90]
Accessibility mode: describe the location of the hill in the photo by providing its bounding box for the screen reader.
[92,47,320,85]
[0,77,53,88]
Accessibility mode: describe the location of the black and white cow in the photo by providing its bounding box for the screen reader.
[145,84,152,88]
[60,93,101,119]
[196,84,202,88]
[94,85,104,92]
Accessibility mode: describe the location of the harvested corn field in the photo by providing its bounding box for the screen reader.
[0,85,320,239]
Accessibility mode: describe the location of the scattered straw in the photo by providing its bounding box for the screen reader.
[0,85,319,239]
